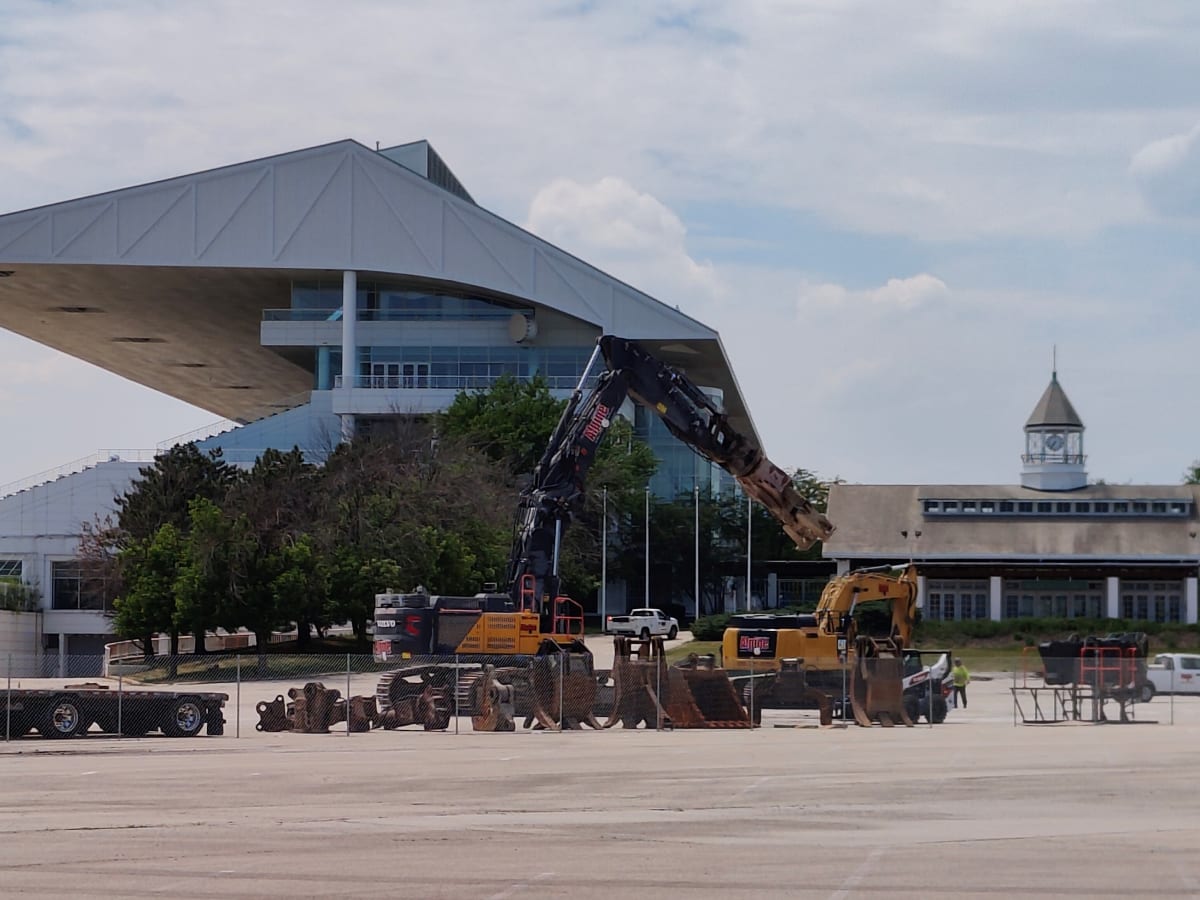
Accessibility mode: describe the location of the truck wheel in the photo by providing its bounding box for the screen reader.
[667,626,678,640]
[640,628,650,640]
[163,697,205,737]
[1139,682,1156,703]
[39,697,87,738]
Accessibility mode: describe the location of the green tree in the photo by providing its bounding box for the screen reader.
[115,444,237,542]
[441,374,565,476]
[112,523,186,658]
[1185,461,1200,484]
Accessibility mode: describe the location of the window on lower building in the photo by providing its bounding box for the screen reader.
[1094,502,1109,513]
[51,561,110,612]
[999,501,1014,513]
[1018,501,1033,513]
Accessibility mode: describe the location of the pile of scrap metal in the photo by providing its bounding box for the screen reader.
[604,637,751,728]
[256,681,449,733]
[374,652,600,732]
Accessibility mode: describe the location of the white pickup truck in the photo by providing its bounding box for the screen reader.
[606,608,679,640]
[1143,653,1200,699]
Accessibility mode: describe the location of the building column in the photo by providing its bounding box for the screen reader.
[340,269,357,442]
[1186,576,1198,625]
[916,575,926,613]
[989,576,1002,622]
[836,559,850,576]
[1106,576,1120,619]
[57,634,66,678]
[767,572,778,608]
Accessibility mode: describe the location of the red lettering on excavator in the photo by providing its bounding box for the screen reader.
[582,404,612,443]
[738,635,772,653]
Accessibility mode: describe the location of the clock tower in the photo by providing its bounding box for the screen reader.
[1021,369,1087,490]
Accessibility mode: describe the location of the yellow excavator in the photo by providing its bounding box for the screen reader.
[721,565,919,726]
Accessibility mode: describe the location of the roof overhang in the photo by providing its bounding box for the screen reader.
[0,140,756,438]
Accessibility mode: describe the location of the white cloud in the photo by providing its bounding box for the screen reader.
[797,274,950,312]
[525,176,722,305]
[1130,123,1200,217]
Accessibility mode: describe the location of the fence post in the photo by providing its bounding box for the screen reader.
[656,654,662,731]
[559,649,564,731]
[5,653,10,743]
[454,655,460,736]
[927,668,933,729]
[346,653,352,737]
[117,672,123,738]
[236,654,241,739]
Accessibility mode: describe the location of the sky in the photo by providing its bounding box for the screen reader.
[0,0,1198,490]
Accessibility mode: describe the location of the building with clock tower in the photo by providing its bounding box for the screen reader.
[823,368,1200,625]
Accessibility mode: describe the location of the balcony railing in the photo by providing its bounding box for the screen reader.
[263,308,518,323]
[333,374,596,392]
[1021,452,1086,465]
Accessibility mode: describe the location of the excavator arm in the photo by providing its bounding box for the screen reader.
[814,564,919,646]
[506,336,835,611]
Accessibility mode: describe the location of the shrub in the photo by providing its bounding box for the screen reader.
[691,612,732,641]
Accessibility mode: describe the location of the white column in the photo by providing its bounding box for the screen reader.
[989,576,1003,622]
[767,572,778,608]
[1106,576,1120,619]
[340,270,357,442]
[1186,576,1198,625]
[57,634,66,678]
[916,575,926,612]
[836,559,850,576]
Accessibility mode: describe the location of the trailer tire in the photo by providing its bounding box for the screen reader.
[39,697,87,738]
[163,697,205,738]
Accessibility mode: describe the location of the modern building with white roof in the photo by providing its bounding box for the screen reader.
[0,139,757,671]
[824,371,1200,624]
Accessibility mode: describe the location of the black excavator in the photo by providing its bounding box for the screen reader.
[371,336,835,730]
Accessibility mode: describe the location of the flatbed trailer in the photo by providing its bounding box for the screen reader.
[3,683,227,739]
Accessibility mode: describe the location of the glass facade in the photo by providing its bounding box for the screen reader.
[924,580,989,621]
[289,280,722,500]
[290,280,528,322]
[1002,580,1104,619]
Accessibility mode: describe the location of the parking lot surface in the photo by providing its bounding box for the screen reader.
[2,674,1198,898]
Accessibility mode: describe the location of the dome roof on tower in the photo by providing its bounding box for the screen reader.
[1025,373,1083,429]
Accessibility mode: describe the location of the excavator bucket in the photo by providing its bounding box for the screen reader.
[667,659,751,728]
[849,638,913,727]
[528,651,601,730]
[604,638,750,729]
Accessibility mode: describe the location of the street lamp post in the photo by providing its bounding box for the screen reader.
[694,482,700,623]
[746,493,752,612]
[601,486,607,630]
[645,486,651,605]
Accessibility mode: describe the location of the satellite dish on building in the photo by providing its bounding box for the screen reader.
[507,313,537,343]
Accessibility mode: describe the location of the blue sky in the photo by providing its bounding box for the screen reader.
[0,0,1198,489]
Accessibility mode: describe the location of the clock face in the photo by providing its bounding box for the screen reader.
[1045,434,1065,452]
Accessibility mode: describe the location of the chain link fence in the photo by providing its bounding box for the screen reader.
[4,647,1003,740]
